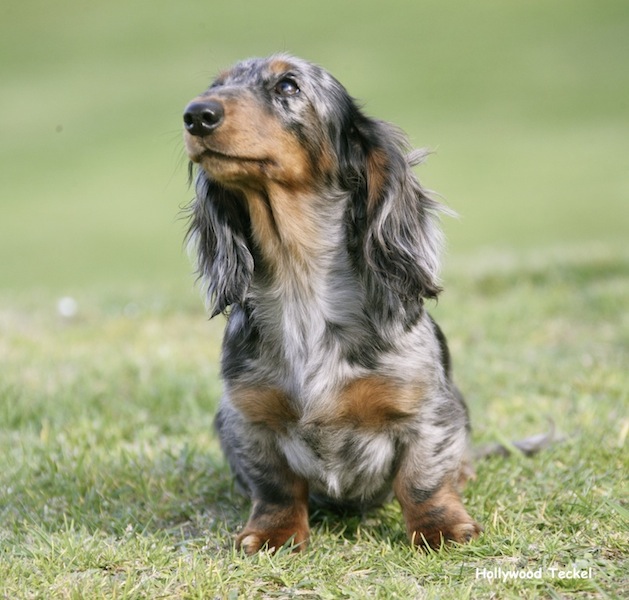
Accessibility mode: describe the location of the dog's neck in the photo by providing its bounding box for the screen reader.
[244,184,348,279]
[239,185,364,383]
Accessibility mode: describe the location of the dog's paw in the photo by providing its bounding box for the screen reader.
[236,527,309,555]
[449,520,483,544]
[410,517,483,550]
[397,478,482,551]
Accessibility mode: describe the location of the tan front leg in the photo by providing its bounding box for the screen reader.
[394,475,481,550]
[236,478,310,555]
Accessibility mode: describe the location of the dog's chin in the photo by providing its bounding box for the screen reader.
[185,133,264,161]
[185,135,305,189]
[191,148,273,188]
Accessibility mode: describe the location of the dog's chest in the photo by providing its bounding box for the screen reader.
[230,374,422,501]
[228,252,429,501]
[250,258,368,385]
[279,424,399,501]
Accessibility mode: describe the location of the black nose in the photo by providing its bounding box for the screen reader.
[183,100,224,137]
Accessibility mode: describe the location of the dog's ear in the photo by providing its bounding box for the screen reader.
[187,169,254,317]
[345,119,444,322]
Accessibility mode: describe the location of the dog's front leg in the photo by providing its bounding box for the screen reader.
[393,409,482,549]
[236,475,310,555]
[394,473,481,550]
[216,401,310,554]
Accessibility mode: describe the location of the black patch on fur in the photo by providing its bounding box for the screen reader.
[428,314,452,376]
[409,486,437,505]
[323,319,388,370]
[187,173,255,317]
[221,304,261,380]
[336,112,441,327]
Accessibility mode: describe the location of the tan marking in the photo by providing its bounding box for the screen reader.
[190,93,314,190]
[268,58,297,75]
[308,376,422,429]
[244,186,322,274]
[187,90,323,268]
[366,146,389,213]
[245,191,283,257]
[231,386,298,432]
[312,137,337,181]
[236,478,310,554]
[394,476,482,550]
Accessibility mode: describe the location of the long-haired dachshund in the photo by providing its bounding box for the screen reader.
[182,54,481,554]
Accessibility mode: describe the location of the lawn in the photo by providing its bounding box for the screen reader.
[1,248,627,599]
[1,0,628,598]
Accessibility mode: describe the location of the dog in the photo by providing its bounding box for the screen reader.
[182,54,482,554]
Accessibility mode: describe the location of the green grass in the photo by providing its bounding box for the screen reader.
[2,0,628,597]
[1,246,627,599]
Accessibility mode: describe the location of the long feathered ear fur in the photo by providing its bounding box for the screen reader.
[186,169,254,317]
[344,116,446,323]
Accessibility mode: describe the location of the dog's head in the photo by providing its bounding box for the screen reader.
[184,55,444,319]
[183,54,369,192]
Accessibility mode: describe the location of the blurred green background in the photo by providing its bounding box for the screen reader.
[1,0,628,292]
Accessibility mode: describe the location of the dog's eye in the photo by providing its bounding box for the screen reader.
[275,77,300,97]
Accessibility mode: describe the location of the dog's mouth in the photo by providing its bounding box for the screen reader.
[200,148,270,165]
[186,138,271,167]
